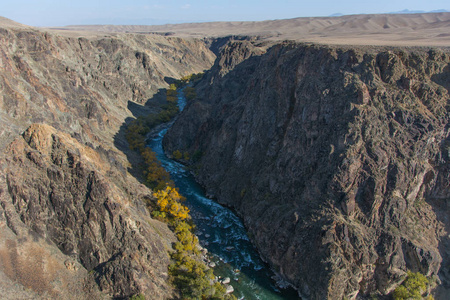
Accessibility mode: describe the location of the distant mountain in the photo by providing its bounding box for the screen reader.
[62,12,450,47]
[388,9,449,14]
[329,9,449,17]
[72,17,192,26]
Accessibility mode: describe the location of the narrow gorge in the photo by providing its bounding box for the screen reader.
[0,15,449,300]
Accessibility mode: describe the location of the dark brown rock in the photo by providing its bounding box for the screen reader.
[164,41,450,299]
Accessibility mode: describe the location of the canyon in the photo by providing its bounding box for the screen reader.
[0,12,449,299]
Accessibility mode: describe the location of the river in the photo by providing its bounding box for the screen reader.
[147,88,300,300]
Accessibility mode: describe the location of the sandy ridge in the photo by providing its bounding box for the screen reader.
[42,12,450,47]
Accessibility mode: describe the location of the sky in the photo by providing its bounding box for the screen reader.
[1,0,449,27]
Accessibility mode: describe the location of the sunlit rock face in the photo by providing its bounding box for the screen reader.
[0,24,215,150]
[1,123,177,299]
[164,40,450,299]
[0,20,215,299]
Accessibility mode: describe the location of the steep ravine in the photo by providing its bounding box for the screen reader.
[0,21,215,299]
[164,41,450,299]
[150,90,300,299]
[0,23,215,150]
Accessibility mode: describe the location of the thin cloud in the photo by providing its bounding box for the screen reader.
[142,4,165,10]
[181,4,191,9]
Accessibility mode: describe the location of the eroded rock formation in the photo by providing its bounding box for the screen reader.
[0,23,214,150]
[0,20,215,299]
[1,124,176,298]
[164,40,450,299]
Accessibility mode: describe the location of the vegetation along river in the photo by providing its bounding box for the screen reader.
[147,88,300,299]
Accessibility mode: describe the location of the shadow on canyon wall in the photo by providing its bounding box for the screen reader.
[113,86,169,179]
[111,72,294,297]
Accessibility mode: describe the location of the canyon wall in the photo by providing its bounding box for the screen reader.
[164,40,450,299]
[2,16,450,299]
[0,23,214,150]
[0,21,215,299]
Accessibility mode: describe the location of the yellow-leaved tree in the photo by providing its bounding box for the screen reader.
[155,186,190,221]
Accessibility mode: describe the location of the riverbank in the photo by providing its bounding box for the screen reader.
[150,89,301,299]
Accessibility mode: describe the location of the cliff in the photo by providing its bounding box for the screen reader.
[1,124,176,299]
[0,21,215,299]
[0,23,215,150]
[164,40,450,299]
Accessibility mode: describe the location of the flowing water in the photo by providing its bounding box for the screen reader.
[147,89,300,300]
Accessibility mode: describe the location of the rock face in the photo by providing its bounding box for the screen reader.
[1,124,175,299]
[0,22,215,299]
[0,24,215,150]
[164,40,450,299]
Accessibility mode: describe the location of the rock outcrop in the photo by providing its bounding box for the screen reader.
[164,40,450,299]
[0,21,215,298]
[0,23,215,150]
[1,124,176,299]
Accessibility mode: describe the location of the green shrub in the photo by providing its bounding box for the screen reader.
[184,86,197,101]
[173,150,183,160]
[141,147,174,190]
[151,210,166,221]
[166,87,178,102]
[393,271,432,300]
[183,151,190,160]
[179,72,204,84]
